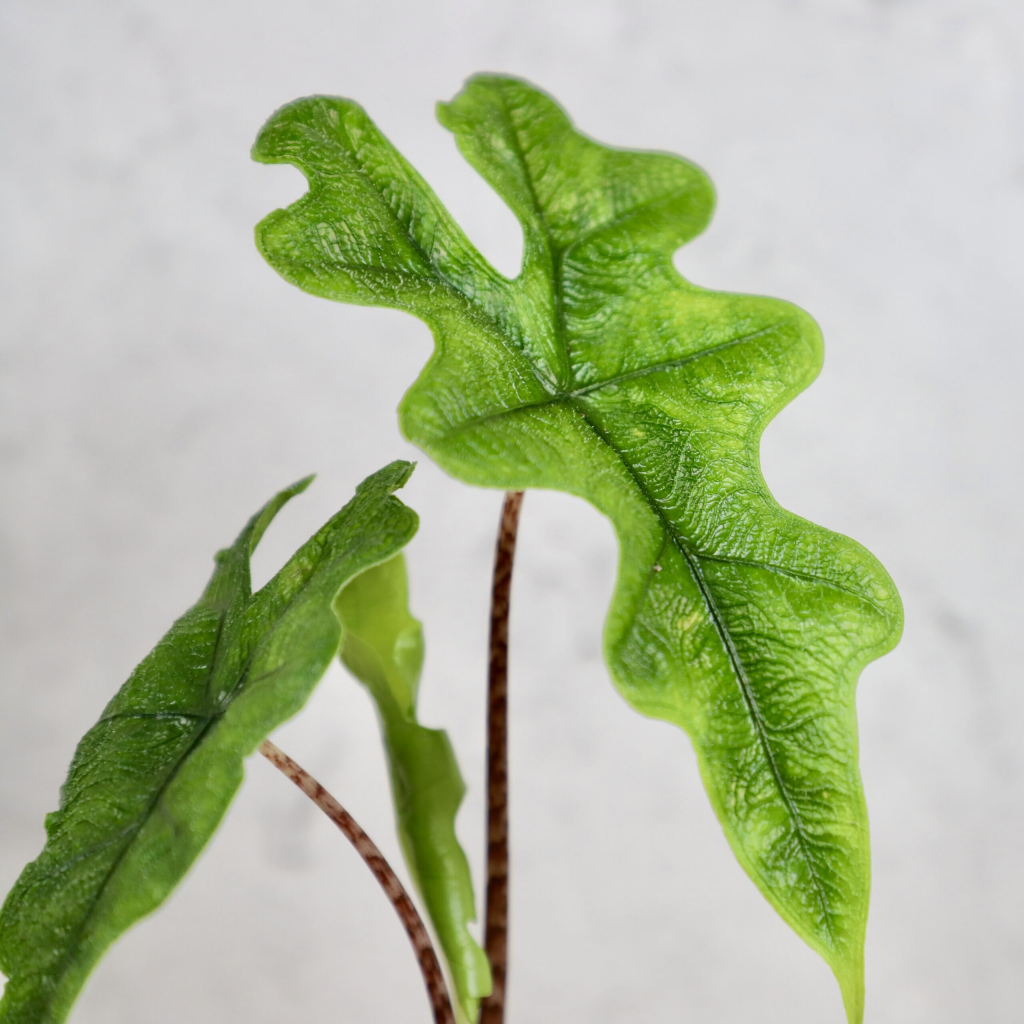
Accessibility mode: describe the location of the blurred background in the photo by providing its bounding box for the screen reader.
[1,1,1021,1021]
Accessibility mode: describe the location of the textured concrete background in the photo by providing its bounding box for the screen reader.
[1,1,1021,1021]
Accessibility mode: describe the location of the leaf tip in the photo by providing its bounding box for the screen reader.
[355,459,415,496]
[250,102,289,166]
[835,959,865,1024]
[250,96,323,165]
[248,473,316,555]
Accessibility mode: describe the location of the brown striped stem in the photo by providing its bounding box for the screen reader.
[479,490,524,1024]
[258,739,455,1024]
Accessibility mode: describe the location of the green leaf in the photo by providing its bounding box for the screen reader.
[335,554,491,1023]
[0,462,418,1024]
[253,77,903,1022]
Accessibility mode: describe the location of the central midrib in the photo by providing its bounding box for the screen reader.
[570,402,837,941]
[494,85,572,393]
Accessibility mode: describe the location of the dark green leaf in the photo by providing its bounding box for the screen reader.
[335,554,490,1023]
[0,462,418,1024]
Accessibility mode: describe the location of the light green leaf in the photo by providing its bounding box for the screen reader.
[0,462,418,1024]
[253,76,903,1022]
[335,554,491,1023]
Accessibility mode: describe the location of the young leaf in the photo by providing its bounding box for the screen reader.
[0,462,418,1024]
[253,77,903,1022]
[335,555,491,1023]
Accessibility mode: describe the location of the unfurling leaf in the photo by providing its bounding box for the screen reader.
[0,462,418,1024]
[254,76,903,1022]
[336,555,490,1022]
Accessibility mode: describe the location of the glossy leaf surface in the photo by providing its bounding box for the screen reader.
[336,555,490,1022]
[253,77,903,1021]
[0,462,418,1024]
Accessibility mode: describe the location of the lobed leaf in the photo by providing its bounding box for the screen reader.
[253,76,903,1022]
[336,554,490,1022]
[0,462,418,1024]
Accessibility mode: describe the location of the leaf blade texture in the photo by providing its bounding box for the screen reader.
[0,462,418,1024]
[253,77,903,1022]
[335,554,490,1022]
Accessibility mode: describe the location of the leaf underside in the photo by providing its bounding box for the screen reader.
[253,76,903,1022]
[336,554,490,1022]
[0,462,418,1024]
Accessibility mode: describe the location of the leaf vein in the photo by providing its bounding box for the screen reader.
[569,399,837,942]
[569,325,782,396]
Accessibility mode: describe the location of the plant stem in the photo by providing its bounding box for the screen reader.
[480,490,524,1024]
[258,739,456,1024]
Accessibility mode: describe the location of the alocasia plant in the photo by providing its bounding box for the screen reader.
[0,73,903,1024]
[251,74,903,1022]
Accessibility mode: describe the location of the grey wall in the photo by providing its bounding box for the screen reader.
[1,1,1021,1021]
